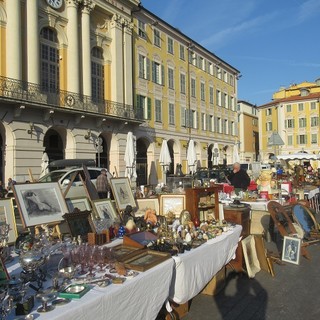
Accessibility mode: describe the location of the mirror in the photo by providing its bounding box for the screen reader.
[292,204,317,237]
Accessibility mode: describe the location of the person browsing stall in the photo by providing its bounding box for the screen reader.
[96,169,110,199]
[227,162,250,194]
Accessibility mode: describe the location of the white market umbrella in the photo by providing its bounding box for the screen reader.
[212,143,220,165]
[124,131,137,181]
[187,139,197,173]
[233,144,240,163]
[39,152,49,178]
[159,140,171,183]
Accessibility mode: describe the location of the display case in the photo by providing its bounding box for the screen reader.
[185,185,222,221]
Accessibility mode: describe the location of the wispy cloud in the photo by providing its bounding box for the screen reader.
[297,0,320,23]
[200,12,278,48]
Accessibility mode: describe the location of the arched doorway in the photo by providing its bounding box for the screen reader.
[43,128,64,161]
[167,140,174,175]
[95,136,109,169]
[136,138,148,186]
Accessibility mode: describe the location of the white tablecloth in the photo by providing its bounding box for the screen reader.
[6,252,174,320]
[169,225,242,304]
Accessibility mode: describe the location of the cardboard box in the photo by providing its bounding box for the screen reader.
[201,267,226,296]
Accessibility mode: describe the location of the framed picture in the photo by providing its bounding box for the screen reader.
[92,199,119,225]
[66,197,91,213]
[159,194,186,218]
[135,198,160,217]
[110,178,136,211]
[112,244,142,262]
[122,249,171,272]
[241,235,261,278]
[0,198,18,244]
[13,182,68,228]
[62,210,95,240]
[282,236,301,265]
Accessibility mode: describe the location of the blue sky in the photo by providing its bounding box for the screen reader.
[140,0,320,106]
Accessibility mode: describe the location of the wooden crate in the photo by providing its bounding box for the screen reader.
[201,266,226,296]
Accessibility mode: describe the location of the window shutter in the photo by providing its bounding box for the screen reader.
[146,58,150,80]
[161,64,165,85]
[147,97,152,120]
[152,61,156,82]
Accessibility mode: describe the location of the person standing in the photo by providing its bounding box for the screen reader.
[96,169,109,199]
[227,162,250,194]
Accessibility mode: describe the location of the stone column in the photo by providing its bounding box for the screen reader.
[6,0,22,80]
[123,22,133,106]
[66,0,80,94]
[26,0,40,84]
[81,0,95,97]
[109,14,124,103]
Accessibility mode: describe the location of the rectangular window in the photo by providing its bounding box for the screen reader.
[287,135,293,145]
[216,66,221,79]
[297,134,307,144]
[285,119,295,128]
[180,73,186,94]
[230,121,235,135]
[181,107,186,127]
[152,61,164,85]
[155,99,162,122]
[200,83,205,101]
[168,67,174,89]
[286,104,292,112]
[209,86,214,104]
[298,103,304,111]
[311,133,318,144]
[266,108,272,116]
[216,90,221,106]
[153,29,161,47]
[138,20,146,39]
[169,103,175,125]
[138,54,150,79]
[311,101,316,110]
[311,116,319,127]
[217,117,221,133]
[229,75,234,86]
[209,62,213,75]
[266,122,272,131]
[223,119,227,134]
[136,95,151,120]
[167,37,174,54]
[179,44,185,60]
[191,78,196,97]
[208,115,213,132]
[299,118,306,128]
[223,71,228,82]
[201,113,206,130]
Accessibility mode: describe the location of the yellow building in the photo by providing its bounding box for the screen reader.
[133,6,240,185]
[237,101,259,163]
[259,79,320,162]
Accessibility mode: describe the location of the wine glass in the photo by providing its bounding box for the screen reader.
[36,291,57,313]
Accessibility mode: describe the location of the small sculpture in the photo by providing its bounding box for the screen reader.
[180,210,191,226]
[144,208,157,226]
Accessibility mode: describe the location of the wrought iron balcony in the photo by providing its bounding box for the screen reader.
[0,76,139,121]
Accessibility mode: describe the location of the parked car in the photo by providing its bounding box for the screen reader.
[38,167,112,198]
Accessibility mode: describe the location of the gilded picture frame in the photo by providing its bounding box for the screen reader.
[159,194,186,218]
[135,198,160,217]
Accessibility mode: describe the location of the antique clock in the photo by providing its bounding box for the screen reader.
[46,0,64,10]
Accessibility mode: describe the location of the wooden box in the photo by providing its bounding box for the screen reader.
[123,230,158,249]
[87,230,110,245]
[201,267,226,296]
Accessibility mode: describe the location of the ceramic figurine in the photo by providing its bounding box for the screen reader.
[117,225,125,238]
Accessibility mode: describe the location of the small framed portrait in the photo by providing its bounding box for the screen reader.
[13,182,68,228]
[159,194,186,218]
[282,236,301,265]
[92,199,119,225]
[110,178,136,211]
[241,235,261,278]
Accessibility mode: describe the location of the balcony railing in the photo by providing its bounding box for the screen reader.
[0,76,139,121]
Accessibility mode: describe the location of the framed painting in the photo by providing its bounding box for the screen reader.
[66,197,91,213]
[282,236,301,265]
[122,249,171,272]
[62,210,95,240]
[159,194,186,218]
[110,177,136,211]
[241,235,261,278]
[135,198,160,217]
[92,199,119,225]
[13,182,68,228]
[0,198,18,244]
[112,244,142,262]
